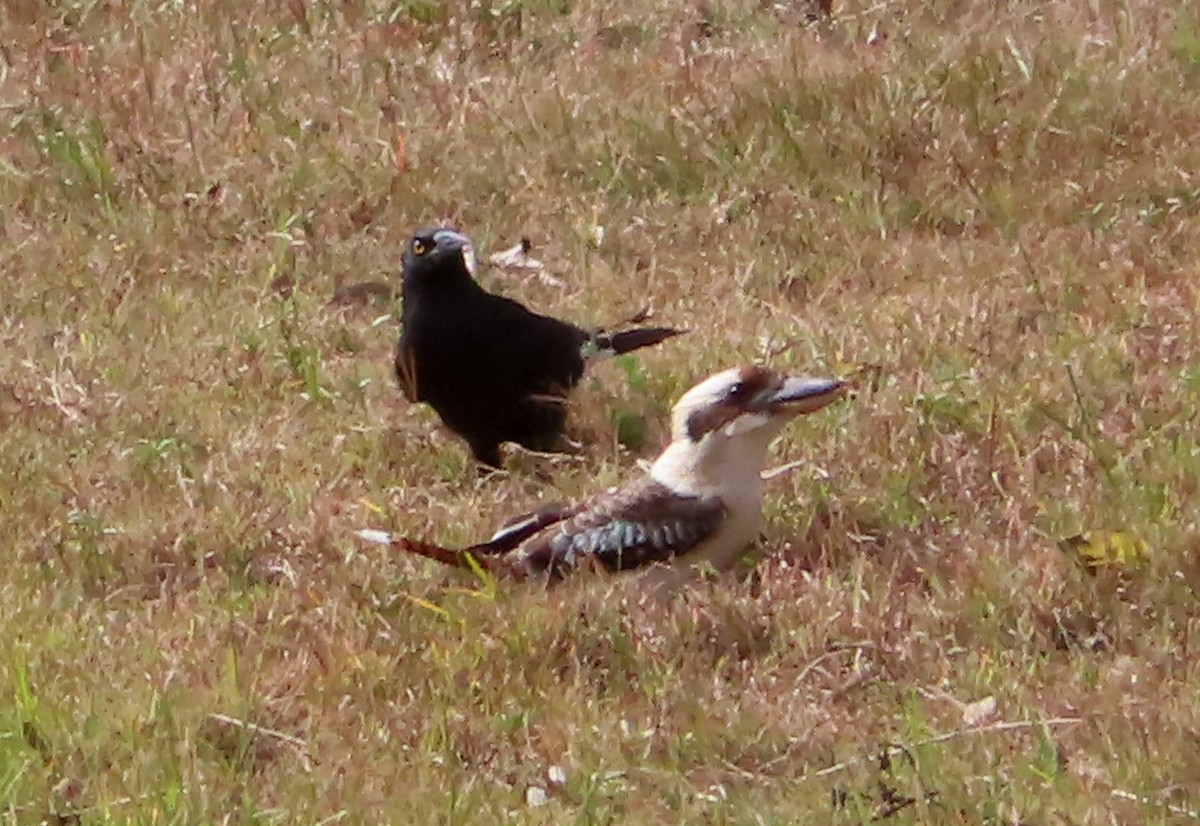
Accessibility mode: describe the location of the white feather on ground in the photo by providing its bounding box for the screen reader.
[486,238,564,287]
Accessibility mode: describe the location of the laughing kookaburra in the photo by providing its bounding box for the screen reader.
[395,227,684,469]
[359,365,845,584]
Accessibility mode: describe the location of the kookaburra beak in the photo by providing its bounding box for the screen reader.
[754,376,846,416]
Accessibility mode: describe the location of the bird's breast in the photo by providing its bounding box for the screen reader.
[679,504,763,571]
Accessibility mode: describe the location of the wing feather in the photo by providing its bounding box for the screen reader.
[516,478,727,580]
[480,502,582,555]
[394,338,421,401]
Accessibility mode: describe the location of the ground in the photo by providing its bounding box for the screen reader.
[1,0,1199,822]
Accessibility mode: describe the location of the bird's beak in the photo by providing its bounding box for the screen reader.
[755,376,845,416]
[433,229,477,276]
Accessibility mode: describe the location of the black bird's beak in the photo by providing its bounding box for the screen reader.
[432,229,477,276]
[754,376,845,416]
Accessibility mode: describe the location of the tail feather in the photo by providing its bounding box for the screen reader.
[589,326,685,360]
[355,530,525,579]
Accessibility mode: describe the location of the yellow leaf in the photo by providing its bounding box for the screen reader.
[1060,531,1149,570]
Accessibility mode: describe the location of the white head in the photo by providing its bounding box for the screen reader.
[651,365,844,494]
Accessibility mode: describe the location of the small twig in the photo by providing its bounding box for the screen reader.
[204,713,312,770]
[872,791,937,821]
[1110,788,1200,819]
[803,717,1083,780]
[597,305,654,332]
[761,460,805,481]
[828,668,880,700]
[1064,363,1093,435]
[4,794,146,817]
[504,443,589,464]
[795,642,875,686]
[950,154,1049,311]
[45,369,84,423]
[950,155,988,218]
[763,338,797,361]
[1014,233,1051,313]
[205,713,308,749]
[718,758,758,781]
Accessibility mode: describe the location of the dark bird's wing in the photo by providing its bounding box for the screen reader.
[517,478,727,580]
[472,293,590,388]
[395,290,586,460]
[394,336,421,401]
[404,290,589,401]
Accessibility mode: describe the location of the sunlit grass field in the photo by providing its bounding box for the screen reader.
[2,0,1199,822]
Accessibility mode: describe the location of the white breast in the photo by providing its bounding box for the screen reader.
[685,485,764,570]
[649,434,770,573]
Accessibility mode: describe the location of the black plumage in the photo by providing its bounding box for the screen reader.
[395,228,683,467]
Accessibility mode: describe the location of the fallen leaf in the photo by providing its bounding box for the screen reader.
[961,695,997,726]
[1060,531,1149,571]
[393,131,407,175]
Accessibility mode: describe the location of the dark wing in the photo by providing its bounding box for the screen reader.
[394,335,421,401]
[474,502,583,555]
[399,291,588,409]
[516,478,727,580]
[472,293,590,391]
[399,273,588,389]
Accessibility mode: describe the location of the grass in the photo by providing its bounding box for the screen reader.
[2,0,1199,821]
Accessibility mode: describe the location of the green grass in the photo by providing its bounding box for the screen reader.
[2,0,1199,822]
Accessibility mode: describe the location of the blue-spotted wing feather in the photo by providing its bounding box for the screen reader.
[515,478,727,580]
[474,502,583,555]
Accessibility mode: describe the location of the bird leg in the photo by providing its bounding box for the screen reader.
[468,441,506,470]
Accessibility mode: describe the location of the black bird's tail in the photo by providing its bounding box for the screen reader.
[588,327,685,361]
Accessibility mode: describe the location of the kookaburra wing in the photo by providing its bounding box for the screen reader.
[394,227,684,468]
[360,365,846,586]
[506,478,728,579]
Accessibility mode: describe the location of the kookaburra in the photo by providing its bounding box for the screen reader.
[394,228,684,468]
[359,365,845,584]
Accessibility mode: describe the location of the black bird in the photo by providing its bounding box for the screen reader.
[395,228,684,468]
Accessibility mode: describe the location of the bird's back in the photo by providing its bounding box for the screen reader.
[398,285,588,454]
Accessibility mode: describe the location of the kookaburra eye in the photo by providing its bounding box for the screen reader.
[727,381,748,401]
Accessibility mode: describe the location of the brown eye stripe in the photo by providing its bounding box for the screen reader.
[684,366,777,441]
[685,405,738,442]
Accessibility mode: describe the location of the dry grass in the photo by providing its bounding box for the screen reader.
[2,0,1200,822]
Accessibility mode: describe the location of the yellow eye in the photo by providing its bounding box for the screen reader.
[412,239,428,256]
